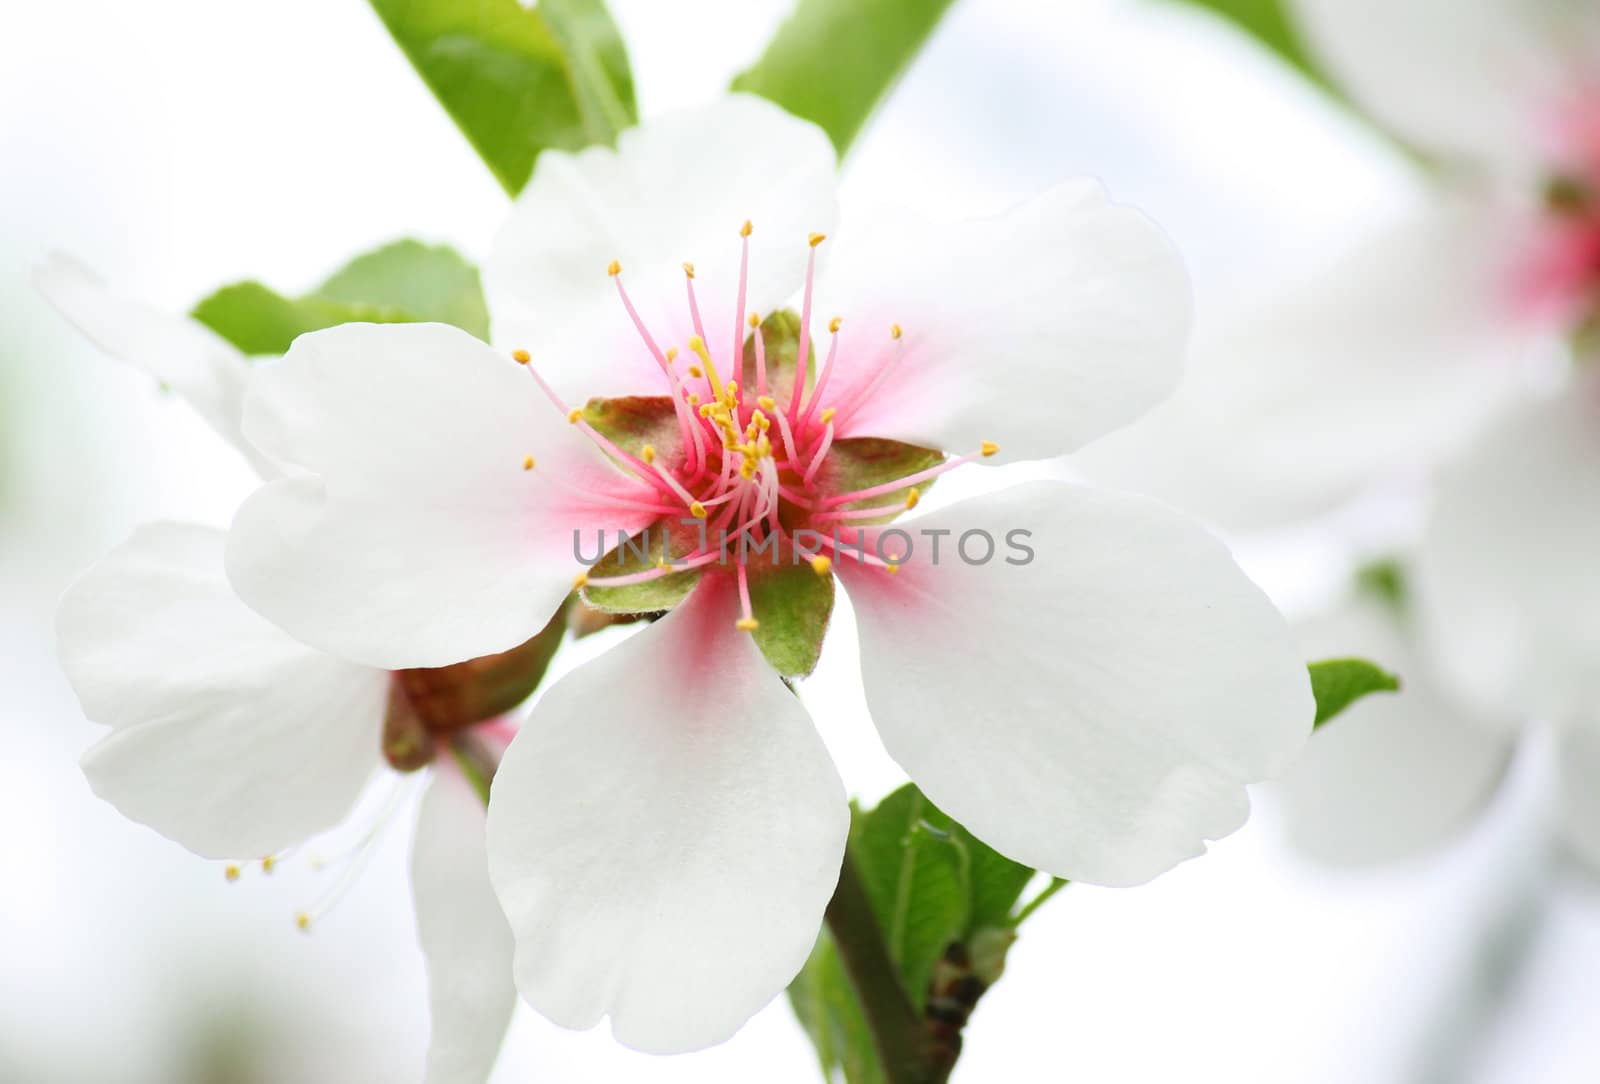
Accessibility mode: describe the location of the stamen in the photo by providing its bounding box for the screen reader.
[810,554,833,576]
[802,419,835,487]
[511,349,531,364]
[522,456,535,471]
[733,223,752,393]
[799,321,842,428]
[607,260,621,277]
[753,312,769,397]
[585,549,721,588]
[736,562,759,632]
[829,323,910,430]
[688,335,725,400]
[789,234,824,419]
[822,449,986,508]
[224,864,241,883]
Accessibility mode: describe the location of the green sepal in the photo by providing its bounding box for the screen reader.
[818,437,945,525]
[367,0,636,195]
[191,239,489,355]
[746,547,835,678]
[1309,657,1401,728]
[580,396,684,461]
[581,518,704,614]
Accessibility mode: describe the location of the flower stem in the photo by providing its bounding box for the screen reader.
[824,849,949,1084]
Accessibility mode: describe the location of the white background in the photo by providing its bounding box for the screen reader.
[2,0,1596,1080]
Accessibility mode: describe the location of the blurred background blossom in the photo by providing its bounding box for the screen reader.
[3,1,1596,1080]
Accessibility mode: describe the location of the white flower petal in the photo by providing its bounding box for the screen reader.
[60,522,386,859]
[413,764,516,1084]
[487,95,840,402]
[1275,598,1514,866]
[486,575,848,1053]
[1288,0,1596,170]
[226,322,655,669]
[1071,203,1539,529]
[816,179,1191,463]
[1417,383,1600,725]
[840,480,1313,887]
[1557,726,1600,873]
[31,252,274,476]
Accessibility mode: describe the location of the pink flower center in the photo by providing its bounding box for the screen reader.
[514,223,996,630]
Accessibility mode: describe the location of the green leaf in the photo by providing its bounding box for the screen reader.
[1157,0,1330,91]
[1309,657,1401,728]
[850,785,1035,1009]
[788,931,886,1084]
[191,240,489,355]
[368,0,636,195]
[747,556,835,678]
[581,519,704,614]
[732,0,958,157]
[313,240,490,338]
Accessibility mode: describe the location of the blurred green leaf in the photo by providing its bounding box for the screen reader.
[1159,0,1331,91]
[368,0,636,194]
[732,0,957,156]
[191,240,489,355]
[1309,657,1401,727]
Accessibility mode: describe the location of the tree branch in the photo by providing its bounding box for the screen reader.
[824,849,947,1084]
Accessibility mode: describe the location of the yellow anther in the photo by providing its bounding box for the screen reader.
[295,913,312,932]
[666,346,680,362]
[980,441,999,458]
[688,393,701,406]
[511,349,531,364]
[261,856,277,875]
[687,335,724,398]
[522,455,535,471]
[607,260,621,277]
[756,434,772,458]
[641,445,656,465]
[809,232,826,247]
[736,616,760,632]
[698,403,714,417]
[682,262,695,279]
[748,312,760,328]
[690,501,707,519]
[820,407,836,424]
[573,571,590,589]
[810,555,833,576]
[828,316,842,333]
[890,323,903,340]
[727,380,740,399]
[740,220,753,237]
[688,366,704,379]
[757,395,776,412]
[756,413,771,432]
[567,408,583,424]
[224,864,241,883]
[906,487,921,510]
[886,563,901,575]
